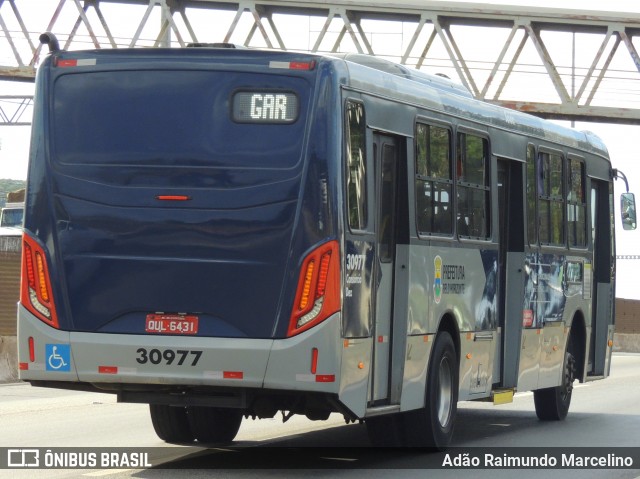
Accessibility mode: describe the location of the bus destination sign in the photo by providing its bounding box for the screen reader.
[232,91,298,123]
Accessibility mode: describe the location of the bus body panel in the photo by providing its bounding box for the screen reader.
[70,331,271,387]
[405,243,500,401]
[517,246,598,390]
[407,244,498,335]
[458,330,499,400]
[54,193,299,338]
[17,305,76,381]
[338,337,372,417]
[49,73,306,337]
[390,242,411,405]
[20,50,356,409]
[502,250,527,388]
[400,333,432,411]
[604,324,615,377]
[19,304,345,396]
[517,328,544,392]
[18,47,622,443]
[264,313,341,395]
[594,283,615,374]
[537,321,567,389]
[25,52,338,340]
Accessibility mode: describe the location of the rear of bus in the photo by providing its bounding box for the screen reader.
[17,47,346,438]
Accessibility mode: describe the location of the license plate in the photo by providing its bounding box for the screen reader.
[145,314,199,335]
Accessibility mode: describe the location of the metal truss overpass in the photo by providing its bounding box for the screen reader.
[1,0,640,125]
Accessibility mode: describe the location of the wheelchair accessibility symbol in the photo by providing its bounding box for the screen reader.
[45,344,71,372]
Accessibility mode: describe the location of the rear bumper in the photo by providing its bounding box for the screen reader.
[17,305,342,395]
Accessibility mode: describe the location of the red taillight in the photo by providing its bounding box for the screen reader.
[56,59,78,67]
[24,242,36,289]
[55,58,96,68]
[299,261,315,311]
[311,348,319,374]
[289,61,315,70]
[288,241,340,337]
[269,60,316,71]
[315,374,335,383]
[316,254,331,297]
[35,252,50,302]
[21,233,59,329]
[28,337,35,362]
[155,195,191,201]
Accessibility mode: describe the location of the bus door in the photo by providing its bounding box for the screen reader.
[497,159,526,388]
[590,180,614,376]
[371,133,399,402]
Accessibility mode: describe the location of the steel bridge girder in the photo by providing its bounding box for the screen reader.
[2,0,640,124]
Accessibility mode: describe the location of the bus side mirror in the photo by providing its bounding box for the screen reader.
[621,192,637,230]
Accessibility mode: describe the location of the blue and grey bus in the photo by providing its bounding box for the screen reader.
[18,35,636,448]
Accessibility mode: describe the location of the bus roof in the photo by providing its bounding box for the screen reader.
[46,46,609,161]
[333,54,609,160]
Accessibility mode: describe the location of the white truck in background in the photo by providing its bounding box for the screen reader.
[0,188,25,236]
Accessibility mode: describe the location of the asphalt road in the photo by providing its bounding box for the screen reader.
[1,353,639,479]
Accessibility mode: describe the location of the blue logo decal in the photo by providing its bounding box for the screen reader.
[46,344,71,372]
[434,255,443,304]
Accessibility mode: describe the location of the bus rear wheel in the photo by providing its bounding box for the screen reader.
[534,348,576,420]
[187,406,243,444]
[403,331,458,449]
[149,404,194,443]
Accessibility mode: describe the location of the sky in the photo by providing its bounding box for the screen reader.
[1,0,640,297]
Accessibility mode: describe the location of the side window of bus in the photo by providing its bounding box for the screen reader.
[456,133,490,239]
[526,145,537,245]
[568,158,586,247]
[415,123,453,236]
[346,101,367,231]
[538,151,564,245]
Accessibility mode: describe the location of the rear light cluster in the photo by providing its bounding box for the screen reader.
[269,60,316,71]
[288,240,341,337]
[22,233,59,328]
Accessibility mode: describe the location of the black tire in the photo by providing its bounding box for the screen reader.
[403,331,458,450]
[534,348,576,421]
[366,413,404,447]
[149,404,194,443]
[187,406,243,444]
